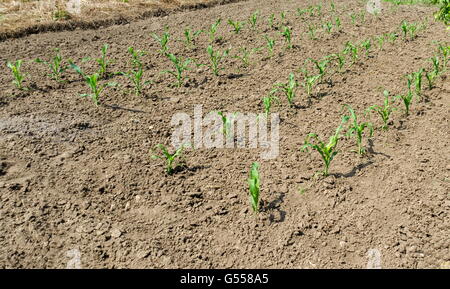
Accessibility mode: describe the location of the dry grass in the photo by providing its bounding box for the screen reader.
[0,0,227,35]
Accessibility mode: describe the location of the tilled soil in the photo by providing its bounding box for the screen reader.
[0,0,449,268]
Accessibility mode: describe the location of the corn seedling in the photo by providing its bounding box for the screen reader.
[335,17,341,30]
[268,14,277,29]
[96,44,112,78]
[330,53,346,72]
[430,56,441,75]
[217,111,236,138]
[70,63,116,106]
[307,24,317,40]
[228,19,245,34]
[264,35,275,58]
[330,1,336,12]
[360,39,372,56]
[34,48,69,82]
[248,11,259,29]
[280,26,293,49]
[344,41,359,65]
[301,116,349,176]
[297,8,307,17]
[234,47,260,68]
[280,11,287,23]
[425,70,438,89]
[385,32,398,44]
[375,35,385,50]
[263,94,279,117]
[323,22,333,33]
[343,104,373,155]
[308,57,330,81]
[411,68,424,99]
[401,20,418,40]
[7,60,26,90]
[300,67,320,105]
[151,144,189,175]
[152,30,170,55]
[248,162,260,213]
[207,45,229,76]
[438,43,449,71]
[367,90,395,131]
[163,53,192,87]
[120,47,151,95]
[128,47,147,70]
[209,19,222,43]
[350,13,357,25]
[183,28,203,49]
[395,89,414,116]
[270,72,298,107]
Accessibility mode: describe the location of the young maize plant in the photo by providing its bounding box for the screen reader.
[207,45,229,76]
[385,32,398,44]
[217,111,237,138]
[70,63,116,106]
[330,1,336,12]
[183,28,203,49]
[280,11,287,24]
[323,22,333,34]
[375,35,385,50]
[301,116,349,176]
[151,144,189,175]
[280,26,293,49]
[152,30,170,55]
[248,162,261,213]
[297,8,307,18]
[7,60,26,90]
[228,19,245,34]
[307,24,317,40]
[209,19,222,43]
[163,53,192,87]
[262,94,279,117]
[335,17,342,31]
[437,43,449,71]
[395,86,414,117]
[300,67,320,105]
[268,13,277,30]
[34,48,69,82]
[344,41,359,65]
[430,56,441,75]
[360,39,372,57]
[128,47,147,70]
[264,35,275,58]
[234,47,260,68]
[410,68,424,99]
[270,72,298,108]
[248,10,259,30]
[308,57,330,81]
[96,44,112,78]
[400,21,418,41]
[367,90,395,131]
[350,13,357,25]
[120,47,151,96]
[343,105,373,155]
[425,70,437,90]
[330,53,346,72]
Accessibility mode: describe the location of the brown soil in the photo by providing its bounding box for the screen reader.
[0,0,449,269]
